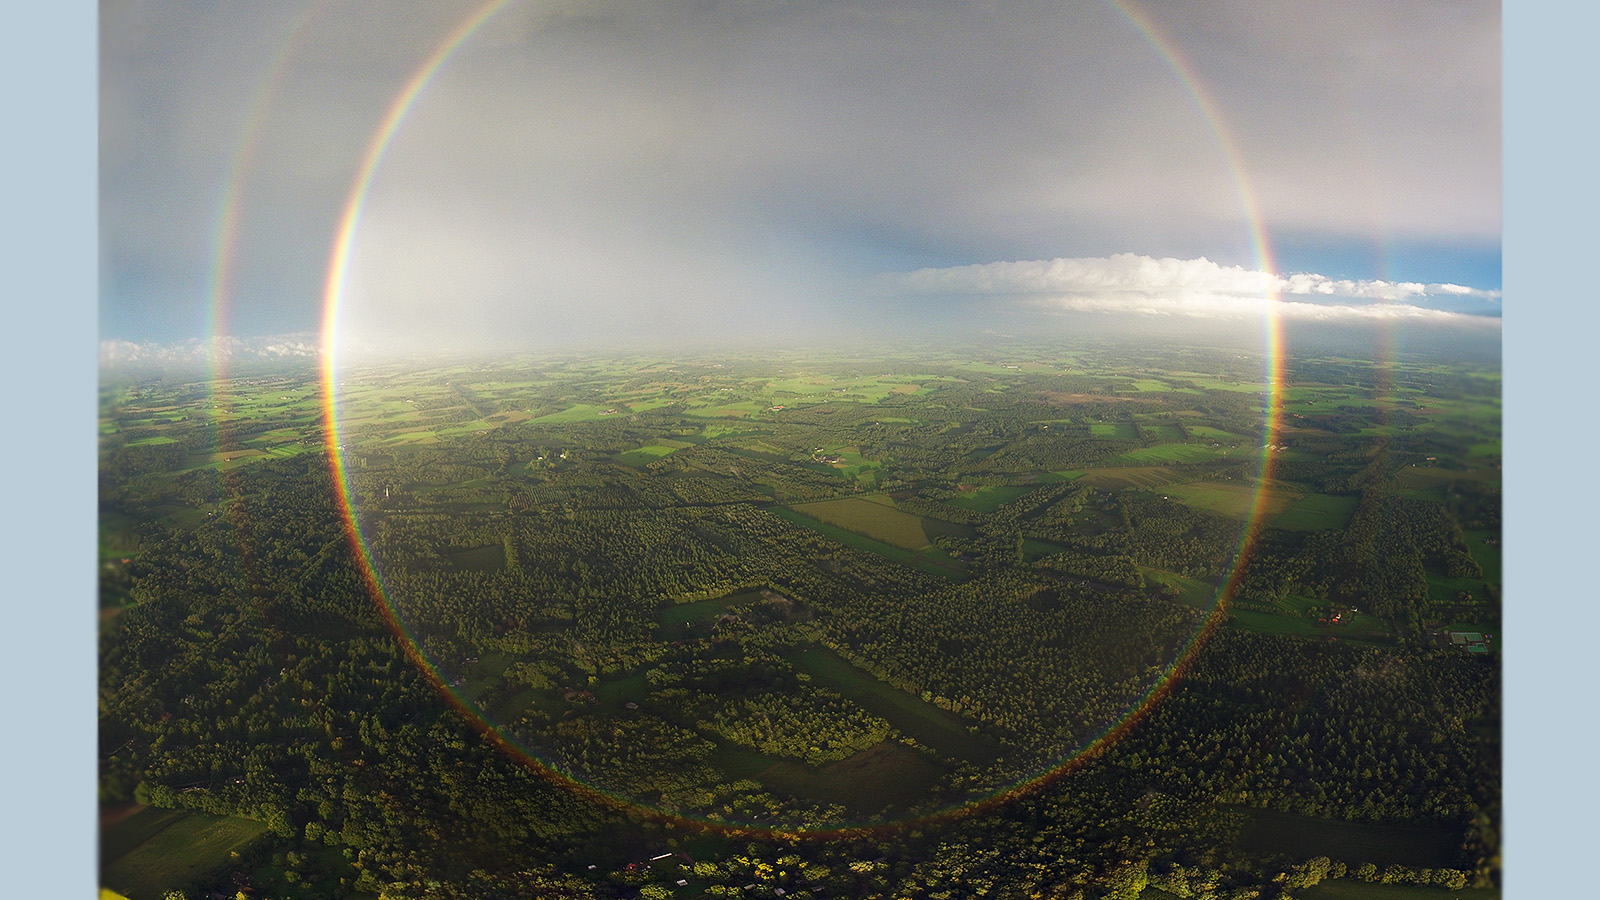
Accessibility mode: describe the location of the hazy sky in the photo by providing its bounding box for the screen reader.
[101,0,1501,353]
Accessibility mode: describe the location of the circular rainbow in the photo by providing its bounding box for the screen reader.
[306,0,1289,836]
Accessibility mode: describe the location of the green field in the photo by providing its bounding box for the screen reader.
[614,442,681,467]
[1185,425,1248,441]
[1128,378,1195,393]
[1077,466,1192,490]
[762,374,944,405]
[1463,530,1501,583]
[1139,424,1186,442]
[619,395,680,412]
[1273,493,1360,531]
[1225,607,1390,641]
[1175,374,1265,393]
[697,423,760,441]
[1119,443,1226,464]
[683,399,768,418]
[1339,611,1395,638]
[1165,481,1299,520]
[101,510,142,560]
[1426,572,1488,608]
[1276,593,1320,615]
[657,590,770,641]
[771,507,966,580]
[946,484,1034,513]
[435,419,498,437]
[1140,567,1219,610]
[1021,537,1068,563]
[1090,422,1139,440]
[102,807,269,900]
[1228,609,1326,636]
[789,496,934,550]
[531,403,624,423]
[815,444,884,485]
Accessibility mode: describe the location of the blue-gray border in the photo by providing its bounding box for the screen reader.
[1504,0,1596,897]
[3,0,96,893]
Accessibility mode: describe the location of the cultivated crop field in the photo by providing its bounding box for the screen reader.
[1076,466,1192,490]
[788,496,934,550]
[1164,480,1298,520]
[771,506,967,580]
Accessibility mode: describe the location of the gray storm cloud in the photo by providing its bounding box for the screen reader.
[101,0,1500,346]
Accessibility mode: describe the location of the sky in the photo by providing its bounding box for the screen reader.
[100,0,1501,358]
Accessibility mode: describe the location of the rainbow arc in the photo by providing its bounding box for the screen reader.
[195,0,1296,834]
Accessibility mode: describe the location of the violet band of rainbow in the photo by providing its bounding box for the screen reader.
[316,0,1287,835]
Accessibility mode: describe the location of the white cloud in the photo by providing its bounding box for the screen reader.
[879,253,1501,325]
[99,334,321,368]
[1428,282,1499,299]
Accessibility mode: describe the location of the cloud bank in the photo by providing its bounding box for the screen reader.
[99,334,320,369]
[880,254,1501,324]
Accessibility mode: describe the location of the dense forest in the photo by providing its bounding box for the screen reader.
[99,343,1500,899]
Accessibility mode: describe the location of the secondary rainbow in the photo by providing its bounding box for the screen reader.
[198,1,340,627]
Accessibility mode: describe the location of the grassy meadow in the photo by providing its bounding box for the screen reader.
[102,807,269,900]
[788,496,936,550]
